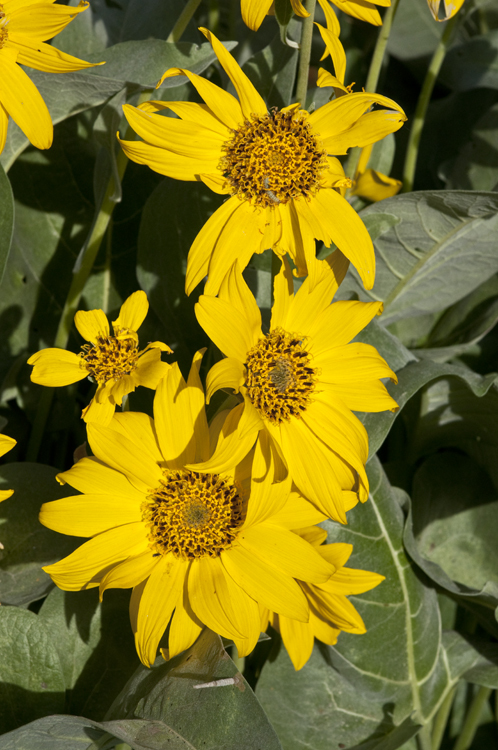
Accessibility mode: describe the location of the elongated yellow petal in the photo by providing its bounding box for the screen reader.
[205,358,245,403]
[42,522,147,591]
[109,412,163,465]
[319,343,396,383]
[323,566,385,595]
[241,0,272,29]
[117,135,218,181]
[57,456,144,499]
[310,587,366,632]
[317,0,341,34]
[87,423,162,494]
[134,349,170,390]
[8,1,90,41]
[325,109,406,154]
[309,91,404,140]
[328,0,382,25]
[239,523,333,583]
[308,300,383,354]
[328,380,399,413]
[199,28,267,120]
[99,549,156,600]
[167,597,203,659]
[219,263,262,341]
[157,68,243,131]
[144,100,230,138]
[154,363,196,469]
[186,349,210,463]
[352,168,401,201]
[222,545,309,621]
[0,489,14,502]
[290,0,310,16]
[196,296,255,362]
[279,614,314,670]
[8,34,100,72]
[219,563,261,653]
[40,493,142,537]
[28,347,85,386]
[82,396,115,426]
[0,101,8,154]
[316,23,345,82]
[301,397,369,473]
[309,609,340,646]
[113,290,148,332]
[269,492,327,530]
[74,308,109,342]
[0,434,16,458]
[135,555,186,667]
[295,189,375,290]
[0,48,52,148]
[190,401,260,474]
[316,68,350,94]
[270,256,294,330]
[188,556,244,639]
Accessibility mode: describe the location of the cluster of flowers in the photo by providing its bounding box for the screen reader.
[0,0,464,671]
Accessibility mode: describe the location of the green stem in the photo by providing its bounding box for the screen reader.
[166,0,203,43]
[416,724,433,750]
[402,13,459,192]
[453,686,492,750]
[432,685,458,750]
[346,0,401,180]
[295,0,317,108]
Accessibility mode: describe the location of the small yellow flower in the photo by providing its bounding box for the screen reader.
[240,0,309,31]
[0,0,103,154]
[0,433,16,502]
[40,353,333,667]
[28,291,171,426]
[118,28,406,295]
[194,253,398,524]
[259,527,384,670]
[319,0,391,27]
[427,0,465,21]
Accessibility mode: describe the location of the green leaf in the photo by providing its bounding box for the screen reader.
[440,31,498,92]
[256,458,484,750]
[0,463,82,607]
[243,35,298,108]
[38,588,140,720]
[349,192,498,325]
[107,628,283,750]
[386,0,445,60]
[442,103,498,192]
[0,607,65,733]
[0,162,14,286]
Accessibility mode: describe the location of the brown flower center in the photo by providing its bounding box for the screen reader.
[245,328,318,424]
[79,328,139,384]
[142,470,243,560]
[0,7,8,49]
[219,108,327,209]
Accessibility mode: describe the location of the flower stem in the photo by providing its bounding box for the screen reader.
[166,0,203,43]
[295,0,317,108]
[432,685,457,750]
[346,0,401,180]
[453,686,492,750]
[416,724,433,750]
[402,13,459,192]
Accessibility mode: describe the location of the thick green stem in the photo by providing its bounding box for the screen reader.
[295,0,317,107]
[166,0,203,43]
[346,0,401,180]
[432,685,458,750]
[453,686,492,750]
[402,13,458,192]
[416,724,433,750]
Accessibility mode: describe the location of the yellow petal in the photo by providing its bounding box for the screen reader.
[135,555,186,667]
[352,168,401,201]
[8,1,90,41]
[238,523,334,583]
[198,172,231,195]
[326,109,406,154]
[99,549,156,600]
[270,256,294,330]
[186,349,210,463]
[108,412,163,465]
[221,545,309,621]
[199,28,267,120]
[240,0,273,30]
[429,0,465,21]
[57,456,144,499]
[0,101,8,154]
[205,358,245,405]
[42,522,147,591]
[74,308,109,342]
[309,609,340,646]
[82,396,115,426]
[309,587,366,631]
[167,597,203,659]
[40,493,142,537]
[317,0,341,35]
[0,434,16,458]
[328,380,398,413]
[196,296,255,362]
[319,342,396,383]
[9,34,100,71]
[188,556,244,640]
[0,47,52,148]
[327,0,382,25]
[324,566,385,595]
[290,0,310,16]
[190,401,260,474]
[315,23,346,83]
[309,91,404,140]
[309,300,383,353]
[270,492,327,529]
[219,263,262,341]
[144,100,231,138]
[28,348,85,387]
[117,135,217,181]
[157,68,243,131]
[295,189,375,290]
[0,489,14,502]
[134,349,170,390]
[153,362,196,469]
[219,564,261,652]
[113,290,148,332]
[279,614,314,670]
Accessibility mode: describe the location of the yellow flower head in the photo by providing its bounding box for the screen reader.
[0,0,103,153]
[40,353,333,667]
[319,0,391,27]
[240,0,309,31]
[28,291,172,426]
[0,433,16,502]
[427,0,465,21]
[194,252,398,524]
[118,28,406,296]
[262,526,384,669]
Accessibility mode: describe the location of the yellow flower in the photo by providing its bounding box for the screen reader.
[194,253,398,524]
[427,0,465,21]
[0,433,16,501]
[28,291,171,426]
[0,0,102,154]
[319,0,391,27]
[40,353,334,667]
[260,526,384,669]
[351,142,401,201]
[240,0,309,31]
[118,28,406,295]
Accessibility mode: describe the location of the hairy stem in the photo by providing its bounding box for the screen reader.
[453,686,492,750]
[295,0,317,107]
[166,0,203,42]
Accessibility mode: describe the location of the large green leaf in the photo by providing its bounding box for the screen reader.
[340,192,498,325]
[440,30,498,92]
[442,103,498,192]
[243,35,298,108]
[107,628,283,750]
[256,458,486,750]
[0,608,65,734]
[0,463,82,607]
[0,163,14,286]
[386,0,445,60]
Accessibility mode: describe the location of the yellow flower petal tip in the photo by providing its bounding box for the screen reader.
[0,433,16,500]
[28,291,172,425]
[118,30,405,296]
